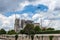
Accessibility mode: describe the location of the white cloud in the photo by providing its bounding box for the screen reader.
[55,0,60,8]
[0,0,59,13]
[32,10,60,30]
[16,0,56,11]
[28,0,56,11]
[0,14,21,31]
[0,13,32,31]
[32,13,40,20]
[1,0,60,30]
[0,12,60,30]
[17,1,30,11]
[21,13,32,20]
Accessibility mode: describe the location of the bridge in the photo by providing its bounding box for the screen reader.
[0,34,60,40]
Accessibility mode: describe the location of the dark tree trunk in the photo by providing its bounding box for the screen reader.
[31,35,34,40]
[15,34,18,40]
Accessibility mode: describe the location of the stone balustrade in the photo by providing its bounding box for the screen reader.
[0,34,60,40]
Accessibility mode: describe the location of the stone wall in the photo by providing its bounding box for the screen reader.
[0,34,60,40]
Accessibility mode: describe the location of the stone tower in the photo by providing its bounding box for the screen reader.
[14,18,20,32]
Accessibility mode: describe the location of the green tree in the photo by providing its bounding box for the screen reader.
[20,30,25,40]
[0,29,6,34]
[31,34,34,40]
[15,34,18,40]
[49,36,54,40]
[24,24,34,35]
[8,30,16,35]
[20,30,25,34]
[23,24,35,40]
[42,28,46,31]
[47,28,54,31]
[34,26,41,34]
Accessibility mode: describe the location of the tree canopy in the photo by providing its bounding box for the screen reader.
[24,24,34,35]
[0,29,6,34]
[34,26,41,34]
[7,30,16,35]
[47,28,54,31]
[15,34,18,40]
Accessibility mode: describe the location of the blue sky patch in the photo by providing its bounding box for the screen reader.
[4,4,48,16]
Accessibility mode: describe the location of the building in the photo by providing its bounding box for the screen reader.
[34,23,40,27]
[14,18,47,32]
[14,18,20,32]
[20,20,34,29]
[20,19,26,29]
[14,18,34,32]
[25,20,33,24]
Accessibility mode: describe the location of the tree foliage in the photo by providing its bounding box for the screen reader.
[24,24,34,35]
[34,26,41,34]
[8,30,16,35]
[0,29,6,34]
[15,34,18,40]
[20,24,35,40]
[47,28,54,31]
[31,35,34,40]
[49,36,54,40]
[20,30,25,34]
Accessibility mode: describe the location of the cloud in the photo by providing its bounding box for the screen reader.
[21,13,33,20]
[0,0,56,13]
[16,0,54,13]
[18,1,30,11]
[0,14,21,31]
[0,13,33,31]
[32,10,60,30]
[0,12,60,30]
[29,0,56,11]
[17,4,48,14]
[53,0,60,11]
[0,0,60,30]
[0,0,27,13]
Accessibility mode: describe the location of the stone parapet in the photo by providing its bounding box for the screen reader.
[0,34,60,40]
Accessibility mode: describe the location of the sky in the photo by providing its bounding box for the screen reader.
[0,0,60,31]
